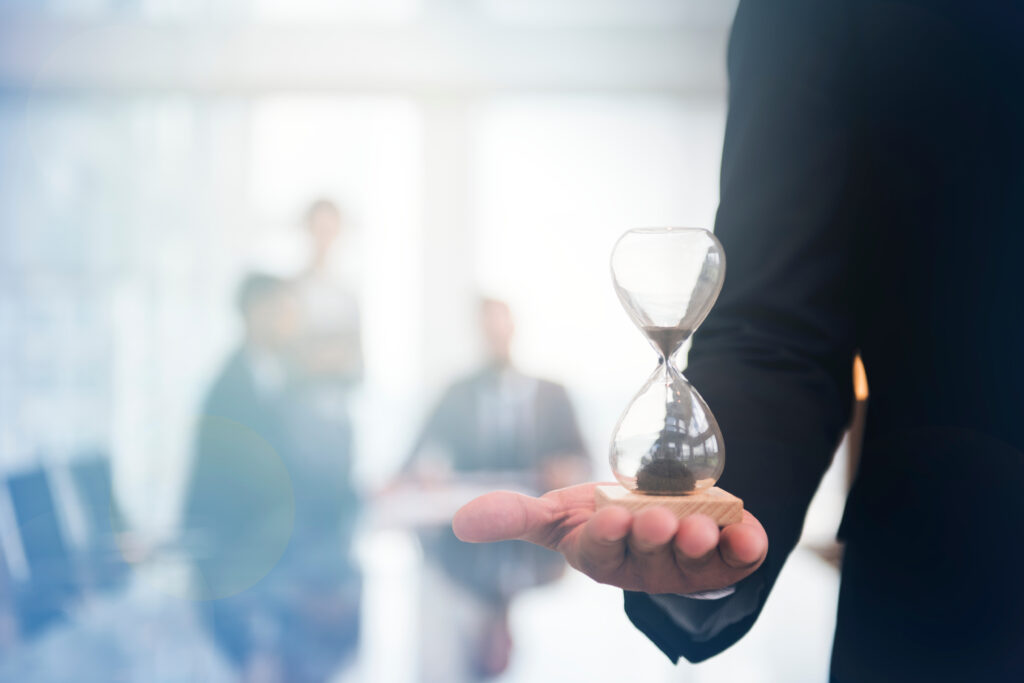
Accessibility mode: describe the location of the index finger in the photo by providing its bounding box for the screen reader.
[574,505,632,575]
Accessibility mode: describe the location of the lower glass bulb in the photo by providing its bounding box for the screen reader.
[610,361,725,494]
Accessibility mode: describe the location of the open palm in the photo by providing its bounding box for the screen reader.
[453,482,767,595]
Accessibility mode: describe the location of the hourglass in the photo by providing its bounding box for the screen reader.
[595,228,743,526]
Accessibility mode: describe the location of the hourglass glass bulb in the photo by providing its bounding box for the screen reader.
[610,228,725,352]
[609,228,726,494]
[611,361,725,493]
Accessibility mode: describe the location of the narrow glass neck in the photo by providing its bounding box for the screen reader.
[657,353,686,379]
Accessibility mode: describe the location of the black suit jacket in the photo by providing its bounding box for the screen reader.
[624,2,1024,681]
[412,367,586,473]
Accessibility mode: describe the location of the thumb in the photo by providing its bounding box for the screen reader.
[452,491,552,544]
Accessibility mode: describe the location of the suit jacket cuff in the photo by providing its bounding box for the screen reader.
[623,569,767,662]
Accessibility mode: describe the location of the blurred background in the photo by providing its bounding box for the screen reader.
[0,1,858,681]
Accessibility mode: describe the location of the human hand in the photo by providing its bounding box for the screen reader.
[453,482,767,595]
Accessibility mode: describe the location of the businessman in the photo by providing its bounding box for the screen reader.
[405,299,589,680]
[454,1,1024,680]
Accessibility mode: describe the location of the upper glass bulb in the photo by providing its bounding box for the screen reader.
[609,228,726,494]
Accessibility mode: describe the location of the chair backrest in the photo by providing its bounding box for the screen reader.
[5,467,78,637]
[68,456,129,592]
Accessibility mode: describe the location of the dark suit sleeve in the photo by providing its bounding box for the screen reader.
[624,0,860,662]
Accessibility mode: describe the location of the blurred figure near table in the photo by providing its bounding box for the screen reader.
[183,270,361,683]
[291,198,364,401]
[404,298,590,681]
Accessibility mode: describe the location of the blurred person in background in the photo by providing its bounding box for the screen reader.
[402,299,590,681]
[184,272,361,683]
[291,198,364,405]
[282,199,365,677]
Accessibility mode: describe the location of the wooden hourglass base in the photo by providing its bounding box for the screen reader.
[594,485,743,527]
